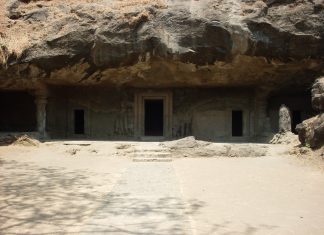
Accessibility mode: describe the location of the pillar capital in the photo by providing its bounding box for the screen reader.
[34,83,49,99]
[255,87,272,99]
[34,95,47,105]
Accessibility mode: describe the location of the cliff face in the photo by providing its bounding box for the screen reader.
[0,0,323,88]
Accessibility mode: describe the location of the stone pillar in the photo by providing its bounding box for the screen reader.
[34,87,48,138]
[279,104,291,133]
[254,88,270,137]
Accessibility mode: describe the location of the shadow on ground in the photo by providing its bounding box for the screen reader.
[0,159,206,235]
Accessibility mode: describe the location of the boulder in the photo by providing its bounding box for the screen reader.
[296,114,324,149]
[297,77,324,149]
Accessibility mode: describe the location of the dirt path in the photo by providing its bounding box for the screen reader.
[81,161,192,234]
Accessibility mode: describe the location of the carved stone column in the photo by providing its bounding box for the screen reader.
[34,86,48,138]
[254,88,271,137]
[279,104,292,133]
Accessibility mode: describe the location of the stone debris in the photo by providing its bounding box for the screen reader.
[161,136,268,158]
[88,149,98,154]
[66,148,80,156]
[116,144,133,150]
[270,132,299,145]
[0,134,40,147]
[289,146,313,158]
[161,136,201,149]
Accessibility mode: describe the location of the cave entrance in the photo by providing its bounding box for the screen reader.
[0,91,37,132]
[134,91,172,139]
[292,110,302,134]
[268,90,313,133]
[144,99,164,136]
[74,109,85,135]
[232,110,243,137]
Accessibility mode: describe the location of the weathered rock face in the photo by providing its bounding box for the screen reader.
[296,113,324,148]
[297,77,324,148]
[312,77,324,111]
[0,0,323,89]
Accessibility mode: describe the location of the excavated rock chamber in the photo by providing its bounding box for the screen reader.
[0,91,36,132]
[0,0,323,142]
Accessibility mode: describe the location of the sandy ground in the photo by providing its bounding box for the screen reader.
[0,141,324,234]
[174,157,324,235]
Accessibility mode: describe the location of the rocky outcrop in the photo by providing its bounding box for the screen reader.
[161,136,268,157]
[0,0,323,88]
[297,77,324,149]
[312,77,324,111]
[296,113,324,148]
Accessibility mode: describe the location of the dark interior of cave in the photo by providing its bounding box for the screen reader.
[292,110,302,134]
[268,89,314,133]
[232,110,243,137]
[0,91,36,132]
[145,99,164,136]
[74,109,85,135]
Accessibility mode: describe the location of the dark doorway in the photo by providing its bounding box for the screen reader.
[232,110,243,137]
[144,99,164,136]
[74,109,85,134]
[292,110,302,134]
[0,91,36,132]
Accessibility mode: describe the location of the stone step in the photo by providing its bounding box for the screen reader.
[133,153,172,158]
[134,150,171,154]
[134,148,168,152]
[133,158,172,162]
[140,136,166,141]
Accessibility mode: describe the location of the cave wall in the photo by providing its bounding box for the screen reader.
[47,87,135,139]
[46,87,256,141]
[172,88,254,141]
[0,86,314,141]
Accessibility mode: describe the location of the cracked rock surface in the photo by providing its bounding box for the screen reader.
[0,0,323,88]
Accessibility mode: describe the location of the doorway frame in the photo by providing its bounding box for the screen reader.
[134,91,172,139]
[68,102,89,138]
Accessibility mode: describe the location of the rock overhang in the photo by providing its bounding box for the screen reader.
[0,0,323,89]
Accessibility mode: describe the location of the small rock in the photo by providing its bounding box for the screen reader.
[66,148,80,155]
